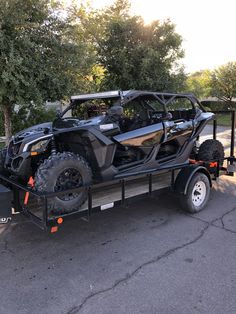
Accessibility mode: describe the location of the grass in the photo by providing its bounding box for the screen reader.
[0,142,5,149]
[215,114,231,127]
[210,113,232,127]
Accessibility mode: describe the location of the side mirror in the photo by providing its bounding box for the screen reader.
[166,112,173,120]
[56,108,62,118]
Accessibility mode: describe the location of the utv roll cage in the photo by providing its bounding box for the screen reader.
[60,90,205,118]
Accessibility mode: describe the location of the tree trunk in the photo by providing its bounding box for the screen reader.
[3,105,12,144]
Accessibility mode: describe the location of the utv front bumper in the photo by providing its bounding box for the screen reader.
[5,151,32,178]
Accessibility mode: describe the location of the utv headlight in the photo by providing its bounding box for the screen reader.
[30,139,49,153]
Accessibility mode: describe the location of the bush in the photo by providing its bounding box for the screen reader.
[0,104,56,136]
[201,100,236,111]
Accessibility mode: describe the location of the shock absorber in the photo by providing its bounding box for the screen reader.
[51,136,57,155]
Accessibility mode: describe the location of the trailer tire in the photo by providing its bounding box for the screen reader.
[179,172,210,213]
[34,152,92,215]
[198,139,224,166]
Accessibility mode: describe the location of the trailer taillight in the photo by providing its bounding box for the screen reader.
[51,226,58,233]
[57,217,63,224]
[209,162,218,168]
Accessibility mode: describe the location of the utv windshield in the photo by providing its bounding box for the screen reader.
[72,98,120,119]
[61,90,129,118]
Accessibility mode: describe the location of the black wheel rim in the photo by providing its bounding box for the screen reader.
[54,168,83,201]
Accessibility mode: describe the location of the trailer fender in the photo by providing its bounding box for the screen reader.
[174,165,212,195]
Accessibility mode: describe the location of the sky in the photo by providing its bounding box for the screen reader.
[75,0,236,73]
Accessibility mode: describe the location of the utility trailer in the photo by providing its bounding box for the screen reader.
[0,110,235,232]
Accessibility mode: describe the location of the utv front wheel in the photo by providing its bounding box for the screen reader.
[179,172,210,213]
[34,152,92,215]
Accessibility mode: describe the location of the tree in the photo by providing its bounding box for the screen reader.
[186,70,212,98]
[73,0,131,91]
[76,0,131,48]
[99,17,185,91]
[76,0,185,92]
[211,62,236,108]
[0,0,93,142]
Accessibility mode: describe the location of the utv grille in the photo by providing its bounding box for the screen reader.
[8,141,21,157]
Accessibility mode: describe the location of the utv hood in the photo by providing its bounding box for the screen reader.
[53,116,104,130]
[13,122,53,143]
[13,116,104,143]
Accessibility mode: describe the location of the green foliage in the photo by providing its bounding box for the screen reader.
[74,0,132,91]
[0,0,95,138]
[186,63,236,111]
[0,0,187,138]
[186,70,212,98]
[211,62,236,108]
[0,105,56,136]
[99,17,185,91]
[213,113,231,127]
[200,100,233,111]
[12,105,56,134]
[76,0,131,46]
[76,0,185,92]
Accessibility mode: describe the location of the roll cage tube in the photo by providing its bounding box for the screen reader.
[60,96,123,119]
[59,92,204,119]
[59,99,74,118]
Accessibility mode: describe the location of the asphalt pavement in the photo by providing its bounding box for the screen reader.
[0,173,236,314]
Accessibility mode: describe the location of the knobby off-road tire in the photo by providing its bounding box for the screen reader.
[198,139,224,166]
[180,172,210,214]
[34,152,92,215]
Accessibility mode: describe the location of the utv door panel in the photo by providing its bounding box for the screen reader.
[164,120,193,141]
[113,123,164,147]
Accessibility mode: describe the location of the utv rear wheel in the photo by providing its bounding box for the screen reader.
[180,172,210,213]
[198,139,224,166]
[34,152,92,215]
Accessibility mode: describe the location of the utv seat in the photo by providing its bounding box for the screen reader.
[100,105,123,136]
[169,109,196,121]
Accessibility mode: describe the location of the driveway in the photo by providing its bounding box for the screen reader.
[200,124,235,155]
[0,173,236,314]
[1,123,236,314]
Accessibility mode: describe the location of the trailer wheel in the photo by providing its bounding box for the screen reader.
[198,139,224,166]
[180,172,210,213]
[34,152,92,215]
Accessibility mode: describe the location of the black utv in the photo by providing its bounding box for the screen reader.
[0,90,224,214]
